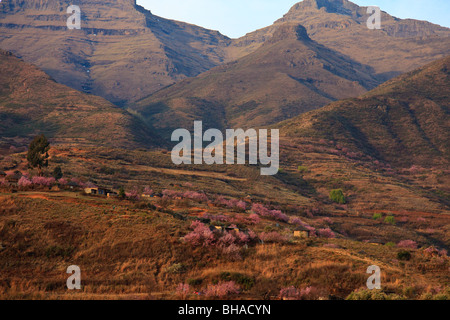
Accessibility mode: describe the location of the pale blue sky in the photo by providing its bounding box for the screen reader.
[137,0,450,38]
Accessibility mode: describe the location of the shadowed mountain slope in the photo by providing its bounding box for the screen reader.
[279,56,450,167]
[0,50,159,148]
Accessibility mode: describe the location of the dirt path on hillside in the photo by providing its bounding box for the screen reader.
[133,165,247,181]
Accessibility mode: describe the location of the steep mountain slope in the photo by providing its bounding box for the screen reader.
[0,50,158,148]
[279,56,450,167]
[133,24,380,138]
[0,0,233,105]
[236,0,450,81]
[132,0,450,138]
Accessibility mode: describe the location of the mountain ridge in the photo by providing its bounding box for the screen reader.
[132,23,381,138]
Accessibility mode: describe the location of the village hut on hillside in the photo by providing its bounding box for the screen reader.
[294,226,311,239]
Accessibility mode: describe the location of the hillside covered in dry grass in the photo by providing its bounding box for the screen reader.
[0,50,159,148]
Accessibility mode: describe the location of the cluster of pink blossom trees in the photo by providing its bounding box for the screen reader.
[204,281,240,298]
[183,191,208,202]
[184,221,216,247]
[202,212,261,226]
[423,246,448,257]
[176,283,191,299]
[143,186,153,196]
[17,176,32,187]
[16,175,96,189]
[31,176,56,186]
[320,217,333,225]
[126,187,141,201]
[202,213,229,223]
[10,173,104,191]
[183,221,256,258]
[251,204,289,223]
[258,231,288,243]
[18,176,56,188]
[317,228,336,239]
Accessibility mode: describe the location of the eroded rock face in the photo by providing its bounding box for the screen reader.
[0,49,160,148]
[0,0,231,105]
[279,0,450,38]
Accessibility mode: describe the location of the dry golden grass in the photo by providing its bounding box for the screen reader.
[0,189,448,300]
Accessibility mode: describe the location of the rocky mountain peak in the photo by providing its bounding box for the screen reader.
[267,24,312,44]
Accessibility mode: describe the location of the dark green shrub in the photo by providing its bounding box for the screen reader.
[329,189,346,204]
[385,242,396,248]
[118,186,126,199]
[45,245,74,258]
[165,263,186,274]
[187,278,203,286]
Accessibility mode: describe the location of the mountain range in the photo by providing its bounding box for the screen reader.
[133,23,380,137]
[0,0,235,105]
[0,0,449,109]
